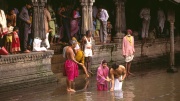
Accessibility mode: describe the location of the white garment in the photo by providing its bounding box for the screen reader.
[45,33,50,49]
[84,37,93,57]
[74,44,80,50]
[113,76,123,91]
[7,26,14,34]
[99,9,109,21]
[0,10,7,28]
[140,8,151,21]
[158,9,166,33]
[33,38,47,51]
[63,46,68,58]
[125,55,134,62]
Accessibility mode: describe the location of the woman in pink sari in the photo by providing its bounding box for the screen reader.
[70,7,81,38]
[96,60,111,91]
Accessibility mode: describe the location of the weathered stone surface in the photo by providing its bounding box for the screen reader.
[0,50,55,91]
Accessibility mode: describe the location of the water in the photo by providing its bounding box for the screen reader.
[0,67,180,101]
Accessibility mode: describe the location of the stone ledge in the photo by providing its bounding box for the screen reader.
[0,50,54,65]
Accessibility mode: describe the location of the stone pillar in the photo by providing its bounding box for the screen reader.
[113,0,126,43]
[167,10,178,73]
[80,0,95,35]
[32,0,47,39]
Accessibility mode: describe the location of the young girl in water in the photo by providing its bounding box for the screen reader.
[96,60,111,91]
[12,27,21,54]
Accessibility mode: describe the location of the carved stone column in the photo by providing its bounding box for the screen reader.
[32,0,47,39]
[32,1,39,38]
[167,10,178,73]
[88,0,94,32]
[114,0,126,38]
[80,0,95,35]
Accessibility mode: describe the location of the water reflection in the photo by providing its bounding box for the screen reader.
[0,68,180,101]
[110,91,123,100]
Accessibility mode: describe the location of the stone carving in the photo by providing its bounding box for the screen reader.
[32,0,47,39]
[0,50,54,64]
[80,0,95,35]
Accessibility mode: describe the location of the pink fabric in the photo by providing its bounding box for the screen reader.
[96,60,109,91]
[97,83,108,91]
[70,20,79,37]
[122,36,135,56]
[64,60,79,81]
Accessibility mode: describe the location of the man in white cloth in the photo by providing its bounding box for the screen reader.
[140,6,150,56]
[140,6,151,39]
[157,7,166,34]
[122,29,135,77]
[110,63,126,91]
[98,6,109,44]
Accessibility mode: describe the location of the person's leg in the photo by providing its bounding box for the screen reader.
[102,21,108,43]
[24,29,30,52]
[81,65,89,78]
[145,20,150,38]
[87,56,93,74]
[127,62,134,76]
[125,62,129,77]
[9,42,12,53]
[45,33,50,48]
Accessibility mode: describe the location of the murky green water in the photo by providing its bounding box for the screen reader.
[0,67,180,101]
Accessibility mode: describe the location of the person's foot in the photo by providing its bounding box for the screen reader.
[128,72,135,76]
[24,50,30,53]
[69,89,76,92]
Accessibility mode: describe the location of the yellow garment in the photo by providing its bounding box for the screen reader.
[75,50,84,64]
[126,35,133,45]
[6,35,12,42]
[72,37,85,64]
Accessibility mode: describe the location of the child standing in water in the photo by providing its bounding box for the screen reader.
[12,27,21,54]
[96,60,111,91]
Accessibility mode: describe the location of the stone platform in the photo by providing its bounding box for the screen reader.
[0,50,55,92]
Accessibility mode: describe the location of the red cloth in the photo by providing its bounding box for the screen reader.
[0,47,8,55]
[64,59,79,81]
[12,32,21,52]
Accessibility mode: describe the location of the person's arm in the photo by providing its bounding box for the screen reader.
[119,65,126,82]
[110,68,115,91]
[132,37,135,53]
[46,10,51,22]
[69,48,83,66]
[104,10,109,21]
[13,14,16,26]
[122,37,126,57]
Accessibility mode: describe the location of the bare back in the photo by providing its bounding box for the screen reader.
[65,46,75,60]
[110,65,126,78]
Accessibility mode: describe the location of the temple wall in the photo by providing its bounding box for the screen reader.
[0,51,55,92]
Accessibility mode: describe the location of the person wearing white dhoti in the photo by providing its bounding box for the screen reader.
[158,8,166,34]
[110,63,126,91]
[140,7,151,38]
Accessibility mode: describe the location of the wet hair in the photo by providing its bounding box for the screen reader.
[86,30,91,36]
[102,60,107,64]
[112,63,119,70]
[13,27,19,31]
[69,40,77,46]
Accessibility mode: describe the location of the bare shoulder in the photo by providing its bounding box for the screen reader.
[109,68,114,74]
[119,65,125,69]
